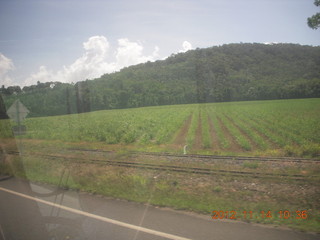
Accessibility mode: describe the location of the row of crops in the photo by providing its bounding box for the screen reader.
[11,98,320,156]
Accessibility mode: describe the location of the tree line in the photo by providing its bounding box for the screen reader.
[1,43,320,118]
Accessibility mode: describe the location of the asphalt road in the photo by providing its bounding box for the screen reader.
[0,178,318,240]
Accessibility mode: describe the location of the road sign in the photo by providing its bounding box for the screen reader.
[6,99,29,123]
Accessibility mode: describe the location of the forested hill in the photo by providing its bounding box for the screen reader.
[2,43,320,117]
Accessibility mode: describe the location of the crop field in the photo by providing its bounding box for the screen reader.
[8,98,319,157]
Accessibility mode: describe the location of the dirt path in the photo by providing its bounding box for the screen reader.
[172,114,193,146]
[208,116,220,151]
[193,112,203,150]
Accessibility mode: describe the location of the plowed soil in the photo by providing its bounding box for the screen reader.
[172,114,192,146]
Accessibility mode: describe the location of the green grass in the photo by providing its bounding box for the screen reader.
[243,160,260,169]
[186,110,199,147]
[208,110,230,149]
[234,117,269,150]
[0,119,14,138]
[201,107,212,148]
[219,113,252,151]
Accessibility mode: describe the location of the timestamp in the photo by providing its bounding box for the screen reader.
[211,210,237,219]
[211,210,308,220]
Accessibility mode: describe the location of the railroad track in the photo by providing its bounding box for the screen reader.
[8,148,318,163]
[20,152,319,181]
[66,148,320,164]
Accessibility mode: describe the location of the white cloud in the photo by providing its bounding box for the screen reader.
[22,37,193,86]
[23,36,161,86]
[60,36,114,83]
[0,53,14,86]
[264,42,279,45]
[115,38,159,68]
[24,66,54,86]
[2,38,195,87]
[179,41,193,53]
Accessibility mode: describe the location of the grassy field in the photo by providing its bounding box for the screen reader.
[9,98,320,157]
[1,98,320,232]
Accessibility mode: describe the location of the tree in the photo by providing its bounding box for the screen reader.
[0,94,9,119]
[2,44,320,117]
[75,81,91,113]
[66,86,72,114]
[308,0,320,29]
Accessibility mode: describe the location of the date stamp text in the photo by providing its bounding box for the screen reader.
[211,210,308,220]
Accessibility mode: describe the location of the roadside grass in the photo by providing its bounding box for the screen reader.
[243,160,260,169]
[2,146,318,233]
[0,161,13,176]
[18,157,320,233]
[0,119,14,138]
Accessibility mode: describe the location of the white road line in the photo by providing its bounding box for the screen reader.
[0,187,191,240]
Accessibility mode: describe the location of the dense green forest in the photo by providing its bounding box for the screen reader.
[1,43,320,117]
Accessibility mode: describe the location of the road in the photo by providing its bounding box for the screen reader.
[0,177,318,240]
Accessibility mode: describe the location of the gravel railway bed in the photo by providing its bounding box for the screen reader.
[66,148,319,163]
[12,152,319,182]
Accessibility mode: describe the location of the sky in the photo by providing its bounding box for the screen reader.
[0,0,319,87]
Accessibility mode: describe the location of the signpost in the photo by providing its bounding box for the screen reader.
[7,99,29,135]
